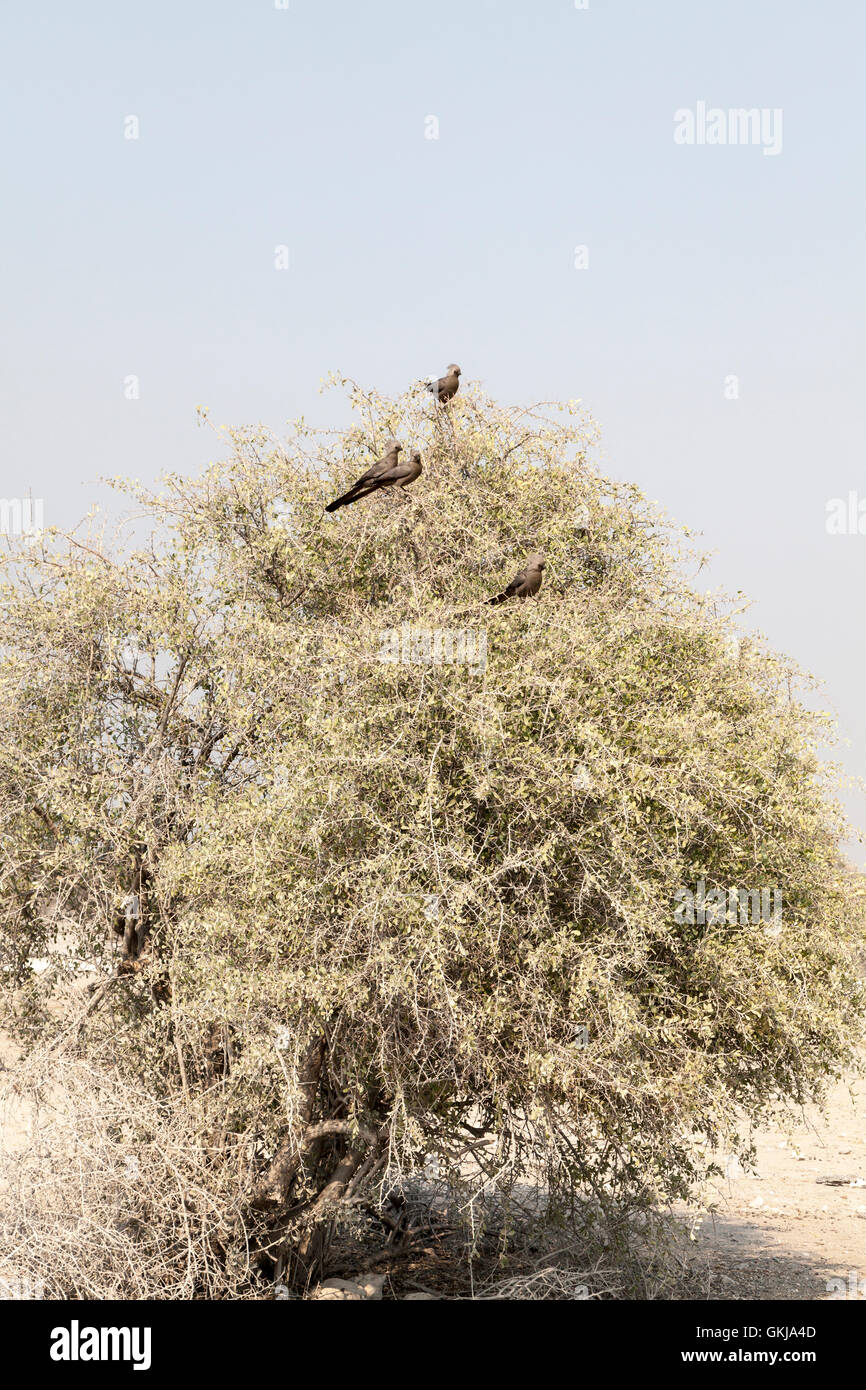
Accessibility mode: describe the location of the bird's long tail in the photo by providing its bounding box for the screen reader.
[325,486,367,513]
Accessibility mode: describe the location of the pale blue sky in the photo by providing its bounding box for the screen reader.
[3,1,865,852]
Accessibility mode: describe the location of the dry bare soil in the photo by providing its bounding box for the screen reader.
[681,1072,866,1300]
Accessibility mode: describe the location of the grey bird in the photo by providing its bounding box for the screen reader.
[325,443,421,512]
[488,553,545,605]
[427,363,461,405]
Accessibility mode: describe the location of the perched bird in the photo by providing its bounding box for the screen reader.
[427,363,461,404]
[488,553,545,605]
[325,443,422,512]
[398,450,423,494]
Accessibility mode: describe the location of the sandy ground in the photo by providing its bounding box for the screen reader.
[681,1073,866,1300]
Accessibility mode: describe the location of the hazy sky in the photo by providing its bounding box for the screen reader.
[3,1,865,853]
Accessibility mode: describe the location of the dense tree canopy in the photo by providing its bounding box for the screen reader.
[1,376,864,1291]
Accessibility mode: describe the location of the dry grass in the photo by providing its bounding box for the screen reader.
[0,1046,265,1300]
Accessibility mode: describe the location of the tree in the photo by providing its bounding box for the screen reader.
[2,377,864,1295]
